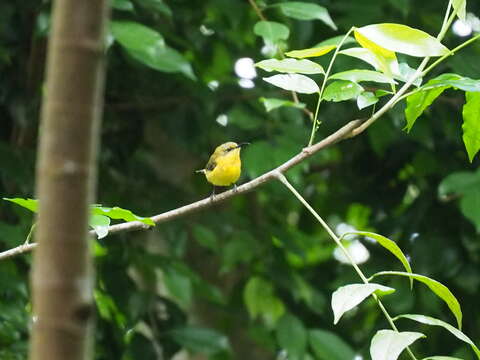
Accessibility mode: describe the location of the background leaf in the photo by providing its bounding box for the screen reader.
[277,2,337,30]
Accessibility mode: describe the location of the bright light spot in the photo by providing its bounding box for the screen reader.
[334,240,370,265]
[234,57,257,80]
[238,78,255,88]
[199,24,215,36]
[208,80,219,90]
[261,44,277,57]
[452,19,472,37]
[216,114,228,126]
[336,223,357,237]
[354,355,363,360]
[409,232,419,243]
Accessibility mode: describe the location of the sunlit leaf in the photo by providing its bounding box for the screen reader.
[316,35,356,47]
[347,231,413,287]
[370,330,425,360]
[452,0,467,21]
[263,74,320,94]
[260,97,306,112]
[339,47,383,71]
[371,271,463,329]
[331,283,395,324]
[254,21,290,44]
[397,62,422,87]
[357,91,379,109]
[355,23,449,57]
[90,214,110,239]
[285,45,336,58]
[276,2,337,30]
[3,198,38,213]
[256,58,324,74]
[330,69,396,84]
[395,314,480,359]
[462,92,480,162]
[91,206,155,226]
[322,80,364,102]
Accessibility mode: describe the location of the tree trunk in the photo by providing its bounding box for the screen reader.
[30,1,110,359]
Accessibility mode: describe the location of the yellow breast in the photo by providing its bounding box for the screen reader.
[205,149,241,186]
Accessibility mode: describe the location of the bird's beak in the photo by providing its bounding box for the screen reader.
[237,142,250,148]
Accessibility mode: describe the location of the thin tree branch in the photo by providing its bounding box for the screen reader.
[0,118,365,261]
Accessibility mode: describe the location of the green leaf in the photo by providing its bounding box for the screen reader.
[371,271,463,329]
[90,214,110,239]
[331,283,395,324]
[113,0,134,11]
[370,330,425,360]
[110,21,195,79]
[163,266,193,308]
[355,23,449,57]
[255,58,324,74]
[322,80,364,102]
[462,92,480,162]
[285,45,336,59]
[397,62,423,87]
[404,86,448,132]
[394,314,480,359]
[309,329,356,360]
[91,206,155,226]
[346,231,413,287]
[316,35,356,47]
[3,198,38,213]
[439,169,480,232]
[422,357,465,360]
[169,326,229,355]
[452,0,467,21]
[329,69,396,84]
[244,276,285,326]
[260,97,306,112]
[357,91,379,109]
[254,21,290,44]
[134,0,172,16]
[339,47,384,71]
[276,314,307,360]
[276,2,337,30]
[192,225,218,251]
[263,74,320,94]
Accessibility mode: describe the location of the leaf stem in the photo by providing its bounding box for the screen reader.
[308,27,355,146]
[274,172,418,360]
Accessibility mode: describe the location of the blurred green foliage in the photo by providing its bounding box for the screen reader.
[0,0,480,359]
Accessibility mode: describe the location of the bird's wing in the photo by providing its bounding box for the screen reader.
[205,154,217,172]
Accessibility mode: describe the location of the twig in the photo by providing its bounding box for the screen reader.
[0,119,365,261]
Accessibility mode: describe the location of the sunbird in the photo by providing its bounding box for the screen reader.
[197,141,249,197]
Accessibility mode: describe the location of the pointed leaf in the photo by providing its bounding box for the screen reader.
[355,23,449,57]
[370,330,425,360]
[452,0,467,21]
[462,92,480,162]
[331,283,395,324]
[354,30,399,77]
[256,58,324,74]
[277,2,337,30]
[263,74,319,94]
[254,21,290,44]
[260,97,306,112]
[372,271,463,329]
[405,86,448,132]
[3,197,39,213]
[286,45,336,58]
[357,91,379,109]
[330,69,396,84]
[91,206,155,226]
[322,80,364,102]
[395,314,480,359]
[347,231,413,287]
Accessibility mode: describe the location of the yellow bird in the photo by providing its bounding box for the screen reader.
[197,141,248,196]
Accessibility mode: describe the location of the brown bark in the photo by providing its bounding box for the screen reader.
[29,0,110,359]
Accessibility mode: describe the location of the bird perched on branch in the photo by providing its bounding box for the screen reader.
[197,141,249,197]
